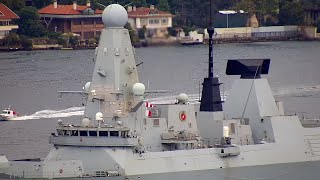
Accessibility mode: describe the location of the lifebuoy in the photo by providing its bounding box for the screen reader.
[59,169,63,174]
[179,111,187,121]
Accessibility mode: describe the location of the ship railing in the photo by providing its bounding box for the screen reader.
[4,169,120,179]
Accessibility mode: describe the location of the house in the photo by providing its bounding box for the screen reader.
[0,3,19,39]
[38,0,103,40]
[127,5,174,38]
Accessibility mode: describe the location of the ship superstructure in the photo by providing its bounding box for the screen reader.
[1,3,320,180]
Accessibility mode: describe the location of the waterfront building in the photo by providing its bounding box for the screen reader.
[38,0,103,40]
[127,5,174,38]
[0,3,19,40]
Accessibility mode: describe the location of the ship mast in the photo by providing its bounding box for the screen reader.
[199,0,223,112]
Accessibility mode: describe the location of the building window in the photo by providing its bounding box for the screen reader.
[84,32,94,39]
[140,19,147,26]
[96,19,103,25]
[149,19,160,24]
[73,19,81,25]
[144,118,147,125]
[153,119,160,127]
[162,19,167,24]
[83,19,94,25]
[189,123,192,128]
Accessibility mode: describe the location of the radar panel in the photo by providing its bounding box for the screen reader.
[226,59,270,79]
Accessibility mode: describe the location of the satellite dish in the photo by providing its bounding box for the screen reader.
[177,93,188,104]
[132,83,145,96]
[95,112,103,121]
[83,82,91,92]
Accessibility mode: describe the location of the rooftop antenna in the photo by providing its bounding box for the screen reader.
[199,0,223,112]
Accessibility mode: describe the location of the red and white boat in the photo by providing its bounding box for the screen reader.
[0,107,19,121]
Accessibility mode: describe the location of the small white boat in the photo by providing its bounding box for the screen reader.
[0,107,19,121]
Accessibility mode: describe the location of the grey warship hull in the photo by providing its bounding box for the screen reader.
[2,160,320,180]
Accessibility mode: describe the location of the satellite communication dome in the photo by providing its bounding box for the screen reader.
[57,119,63,125]
[82,118,91,127]
[83,82,91,92]
[177,93,188,104]
[95,112,103,121]
[102,4,128,27]
[132,83,146,96]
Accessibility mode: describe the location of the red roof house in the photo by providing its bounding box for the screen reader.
[38,0,103,40]
[0,3,19,39]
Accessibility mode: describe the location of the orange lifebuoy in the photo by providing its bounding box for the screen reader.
[179,111,187,121]
[59,169,63,174]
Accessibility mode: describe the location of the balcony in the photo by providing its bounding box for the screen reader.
[0,25,19,31]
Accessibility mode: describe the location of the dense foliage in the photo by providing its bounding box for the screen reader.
[1,0,320,39]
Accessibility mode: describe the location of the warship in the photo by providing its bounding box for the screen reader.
[1,3,320,180]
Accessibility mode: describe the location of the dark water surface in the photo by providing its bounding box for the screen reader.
[0,41,320,159]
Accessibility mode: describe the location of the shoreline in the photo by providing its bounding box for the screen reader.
[0,38,319,52]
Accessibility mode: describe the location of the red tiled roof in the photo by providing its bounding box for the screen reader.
[38,4,102,15]
[128,7,173,17]
[0,3,19,20]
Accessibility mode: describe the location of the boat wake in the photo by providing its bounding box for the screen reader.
[12,107,85,121]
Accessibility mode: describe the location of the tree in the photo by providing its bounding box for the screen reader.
[2,33,20,46]
[278,0,304,25]
[32,0,51,9]
[125,23,139,43]
[0,0,24,12]
[158,0,170,11]
[17,7,47,37]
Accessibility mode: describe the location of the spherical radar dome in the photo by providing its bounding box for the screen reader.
[102,4,128,27]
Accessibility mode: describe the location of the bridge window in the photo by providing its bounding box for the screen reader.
[110,131,119,137]
[99,131,108,137]
[72,130,78,136]
[89,131,97,136]
[79,131,87,136]
[121,131,128,138]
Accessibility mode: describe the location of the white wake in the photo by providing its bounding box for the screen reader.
[12,107,84,121]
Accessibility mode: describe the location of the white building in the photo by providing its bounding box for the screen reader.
[127,5,174,38]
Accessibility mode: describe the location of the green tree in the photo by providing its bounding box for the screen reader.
[278,0,304,25]
[158,0,170,11]
[32,0,51,9]
[0,0,24,12]
[17,7,47,37]
[2,33,20,46]
[125,23,139,43]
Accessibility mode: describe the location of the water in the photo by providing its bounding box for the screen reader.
[0,41,320,160]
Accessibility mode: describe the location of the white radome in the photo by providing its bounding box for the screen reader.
[82,118,91,127]
[177,93,188,103]
[102,4,128,27]
[95,112,103,121]
[83,82,91,92]
[132,83,145,96]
